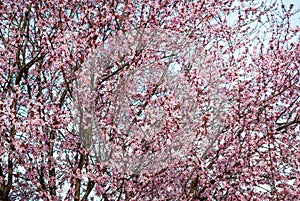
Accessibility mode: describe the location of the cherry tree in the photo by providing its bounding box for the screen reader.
[0,0,299,200]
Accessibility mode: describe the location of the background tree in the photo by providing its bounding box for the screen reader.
[0,0,299,200]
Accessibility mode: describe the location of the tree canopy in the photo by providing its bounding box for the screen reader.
[0,0,299,200]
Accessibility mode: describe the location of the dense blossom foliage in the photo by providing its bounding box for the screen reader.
[0,0,299,200]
